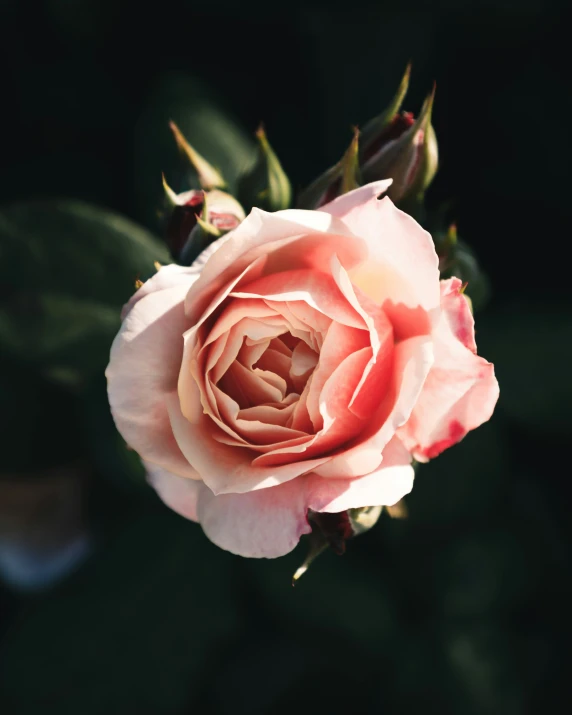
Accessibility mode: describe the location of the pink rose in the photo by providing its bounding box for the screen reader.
[106,181,499,558]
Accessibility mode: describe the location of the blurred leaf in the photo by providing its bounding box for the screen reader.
[81,376,146,490]
[441,624,526,715]
[0,200,170,390]
[244,538,397,658]
[477,303,572,436]
[404,420,509,530]
[0,358,86,474]
[0,503,242,715]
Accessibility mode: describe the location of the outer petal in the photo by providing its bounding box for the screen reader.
[194,438,413,558]
[106,284,198,478]
[439,277,477,352]
[121,264,201,319]
[322,185,440,324]
[145,461,201,522]
[319,180,393,217]
[307,437,414,512]
[196,478,312,558]
[398,279,499,461]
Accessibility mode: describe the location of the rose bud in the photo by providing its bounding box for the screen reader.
[162,175,245,262]
[238,126,292,212]
[297,128,362,210]
[360,65,438,209]
[107,182,498,561]
[169,120,227,190]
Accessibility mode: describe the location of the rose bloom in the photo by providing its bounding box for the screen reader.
[106,181,499,558]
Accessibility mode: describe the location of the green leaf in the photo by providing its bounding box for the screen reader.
[0,200,170,390]
[0,503,242,714]
[477,303,572,436]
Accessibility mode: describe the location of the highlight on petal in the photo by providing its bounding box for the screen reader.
[326,189,440,317]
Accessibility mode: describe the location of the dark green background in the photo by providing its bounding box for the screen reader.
[0,1,570,713]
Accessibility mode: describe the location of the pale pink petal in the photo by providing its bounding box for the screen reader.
[307,437,414,511]
[319,180,393,217]
[397,283,499,461]
[196,478,312,558]
[106,285,198,478]
[327,193,440,317]
[122,265,200,320]
[145,461,201,522]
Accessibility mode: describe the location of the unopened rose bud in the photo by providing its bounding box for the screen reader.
[358,65,438,210]
[238,126,292,212]
[169,120,227,190]
[297,128,361,209]
[361,87,438,207]
[162,175,245,261]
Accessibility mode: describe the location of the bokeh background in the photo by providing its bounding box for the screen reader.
[0,1,570,713]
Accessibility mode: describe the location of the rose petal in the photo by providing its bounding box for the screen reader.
[121,264,200,320]
[106,285,199,479]
[233,269,366,329]
[307,436,414,512]
[165,391,330,494]
[398,281,499,461]
[318,180,393,217]
[313,334,434,478]
[439,277,477,352]
[186,207,366,325]
[145,461,201,522]
[197,476,312,558]
[323,191,440,318]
